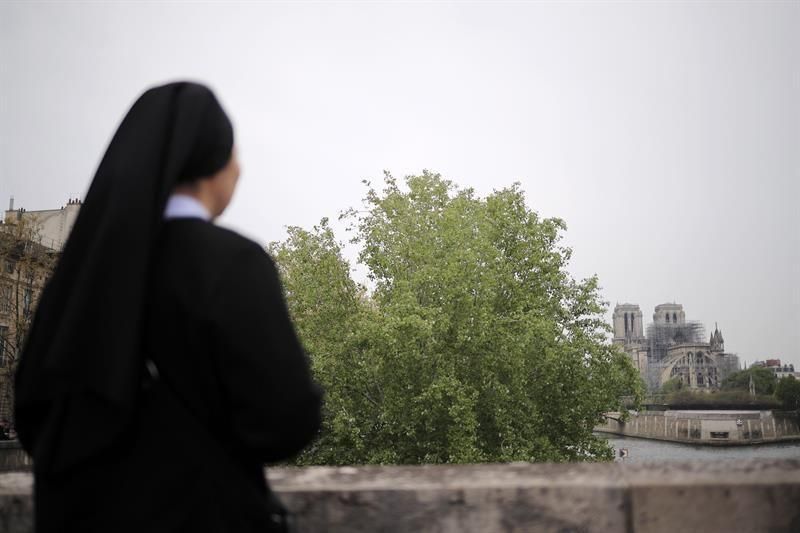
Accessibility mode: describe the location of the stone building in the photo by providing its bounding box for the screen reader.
[613,303,740,392]
[751,359,800,380]
[0,200,72,421]
[2,197,81,251]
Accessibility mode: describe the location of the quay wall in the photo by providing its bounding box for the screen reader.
[0,442,31,473]
[596,410,800,445]
[1,460,799,532]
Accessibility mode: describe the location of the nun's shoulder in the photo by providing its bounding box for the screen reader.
[196,222,271,260]
[197,224,281,288]
[160,219,273,268]
[155,220,279,303]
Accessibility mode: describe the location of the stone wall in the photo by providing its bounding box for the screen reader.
[596,410,800,445]
[1,460,799,532]
[0,442,30,473]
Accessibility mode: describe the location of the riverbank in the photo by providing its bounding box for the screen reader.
[595,410,800,446]
[597,433,800,463]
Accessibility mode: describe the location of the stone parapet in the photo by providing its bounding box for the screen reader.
[1,460,799,532]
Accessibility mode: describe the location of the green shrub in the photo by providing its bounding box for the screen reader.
[775,376,800,410]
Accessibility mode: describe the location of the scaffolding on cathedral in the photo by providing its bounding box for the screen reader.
[645,321,706,390]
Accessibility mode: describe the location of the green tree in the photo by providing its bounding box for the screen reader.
[721,367,777,395]
[660,377,683,394]
[775,376,800,410]
[268,219,381,465]
[272,172,642,464]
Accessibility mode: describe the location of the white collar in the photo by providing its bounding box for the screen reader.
[163,194,212,221]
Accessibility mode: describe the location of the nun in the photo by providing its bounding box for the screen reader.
[14,82,322,532]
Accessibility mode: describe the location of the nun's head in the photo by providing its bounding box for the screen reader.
[172,84,239,218]
[174,146,240,218]
[204,146,240,217]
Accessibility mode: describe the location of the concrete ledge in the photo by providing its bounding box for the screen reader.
[2,460,799,532]
[0,442,31,473]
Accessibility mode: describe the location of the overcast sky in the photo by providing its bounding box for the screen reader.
[2,1,798,367]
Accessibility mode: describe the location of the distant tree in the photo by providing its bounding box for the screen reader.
[775,376,800,411]
[721,367,777,395]
[660,377,683,394]
[271,172,643,464]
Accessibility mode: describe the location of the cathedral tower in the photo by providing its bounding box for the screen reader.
[612,303,644,343]
[653,303,685,325]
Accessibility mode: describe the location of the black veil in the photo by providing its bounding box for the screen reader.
[14,81,234,474]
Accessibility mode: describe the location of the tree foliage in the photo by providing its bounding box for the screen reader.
[270,172,642,464]
[775,376,800,411]
[660,377,684,394]
[721,367,778,395]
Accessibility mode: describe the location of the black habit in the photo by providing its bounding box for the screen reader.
[14,82,322,532]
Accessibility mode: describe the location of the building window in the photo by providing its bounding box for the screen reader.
[666,313,670,323]
[0,285,11,314]
[673,312,677,323]
[23,288,32,317]
[624,313,628,334]
[0,325,8,367]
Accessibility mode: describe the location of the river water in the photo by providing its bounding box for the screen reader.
[596,433,800,462]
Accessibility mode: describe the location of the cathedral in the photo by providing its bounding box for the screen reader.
[612,303,740,392]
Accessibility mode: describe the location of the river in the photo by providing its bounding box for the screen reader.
[596,433,800,462]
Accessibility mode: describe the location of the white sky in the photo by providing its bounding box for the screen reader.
[1,1,798,367]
